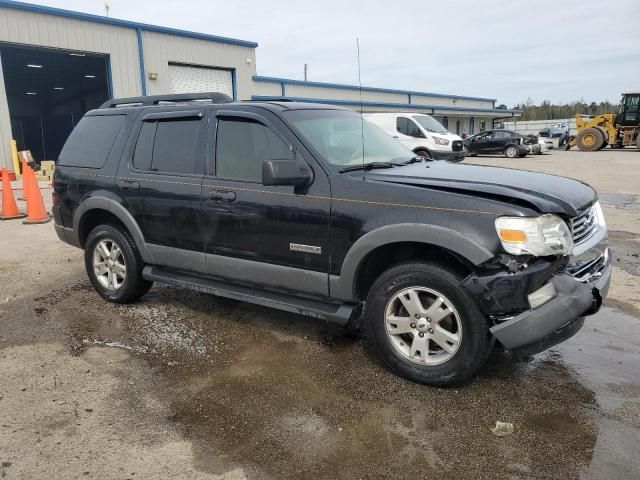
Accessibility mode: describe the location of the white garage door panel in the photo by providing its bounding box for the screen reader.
[168,64,233,97]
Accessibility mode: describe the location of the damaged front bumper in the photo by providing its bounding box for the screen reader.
[462,223,611,356]
[489,249,611,355]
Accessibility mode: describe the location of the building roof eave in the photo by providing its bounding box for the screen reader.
[0,0,258,48]
[251,95,521,115]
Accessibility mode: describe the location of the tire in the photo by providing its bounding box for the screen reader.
[505,145,519,158]
[84,224,153,303]
[415,149,432,159]
[364,262,490,387]
[463,146,477,157]
[576,127,605,151]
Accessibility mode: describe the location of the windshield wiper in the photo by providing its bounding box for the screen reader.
[339,162,396,173]
[396,156,426,165]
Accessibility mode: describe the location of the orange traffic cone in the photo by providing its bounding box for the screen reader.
[1,168,25,220]
[19,159,30,201]
[23,166,51,224]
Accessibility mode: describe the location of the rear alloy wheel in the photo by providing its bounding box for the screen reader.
[85,224,152,303]
[365,262,490,386]
[93,239,127,290]
[576,127,605,151]
[505,146,519,158]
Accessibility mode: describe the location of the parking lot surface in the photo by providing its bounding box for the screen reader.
[1,149,639,479]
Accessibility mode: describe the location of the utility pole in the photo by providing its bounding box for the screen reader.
[304,64,308,82]
[104,1,110,17]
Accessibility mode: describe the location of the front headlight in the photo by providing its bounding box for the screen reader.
[432,136,450,146]
[495,214,574,256]
[593,201,606,230]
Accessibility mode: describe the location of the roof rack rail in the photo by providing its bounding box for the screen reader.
[246,97,297,103]
[100,92,233,108]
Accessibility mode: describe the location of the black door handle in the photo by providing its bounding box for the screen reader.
[208,190,236,202]
[117,179,140,191]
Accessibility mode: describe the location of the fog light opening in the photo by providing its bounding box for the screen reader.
[528,282,557,309]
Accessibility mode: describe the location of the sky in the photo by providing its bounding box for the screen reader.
[27,0,640,107]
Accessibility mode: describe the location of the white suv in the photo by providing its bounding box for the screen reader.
[364,112,465,162]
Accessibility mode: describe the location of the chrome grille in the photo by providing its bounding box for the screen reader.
[571,205,597,244]
[567,249,608,282]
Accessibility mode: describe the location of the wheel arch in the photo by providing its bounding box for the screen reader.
[413,147,432,157]
[73,194,150,262]
[329,224,494,302]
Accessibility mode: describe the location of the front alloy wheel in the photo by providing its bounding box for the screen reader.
[385,287,462,366]
[365,262,491,386]
[505,146,519,158]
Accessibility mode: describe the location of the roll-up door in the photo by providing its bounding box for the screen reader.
[167,64,233,98]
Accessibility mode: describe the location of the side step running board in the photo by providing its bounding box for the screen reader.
[142,266,356,324]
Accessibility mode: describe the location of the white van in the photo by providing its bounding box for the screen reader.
[364,112,465,162]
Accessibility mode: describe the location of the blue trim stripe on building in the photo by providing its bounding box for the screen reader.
[253,75,497,104]
[250,95,521,115]
[136,28,147,96]
[231,69,238,101]
[105,55,114,99]
[0,0,258,48]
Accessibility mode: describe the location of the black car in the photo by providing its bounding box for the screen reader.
[53,92,611,386]
[463,129,529,158]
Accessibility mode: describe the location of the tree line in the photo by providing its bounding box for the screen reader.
[495,98,619,121]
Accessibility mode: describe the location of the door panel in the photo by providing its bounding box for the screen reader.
[201,108,331,296]
[472,132,496,153]
[116,109,206,270]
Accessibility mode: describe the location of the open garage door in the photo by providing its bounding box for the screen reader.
[0,45,110,163]
[168,63,233,98]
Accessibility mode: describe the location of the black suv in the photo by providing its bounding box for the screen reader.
[463,129,529,158]
[53,93,611,386]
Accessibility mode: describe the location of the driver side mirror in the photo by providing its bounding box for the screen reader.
[262,159,311,187]
[471,137,477,142]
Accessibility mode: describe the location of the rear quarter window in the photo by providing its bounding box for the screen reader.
[58,115,126,168]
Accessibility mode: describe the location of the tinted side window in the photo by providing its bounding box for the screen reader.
[216,118,293,182]
[132,122,156,171]
[152,119,201,174]
[396,117,409,135]
[131,118,201,174]
[59,115,125,168]
[494,131,510,139]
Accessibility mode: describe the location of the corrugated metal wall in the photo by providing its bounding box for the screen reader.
[0,8,141,96]
[0,7,260,169]
[141,30,256,99]
[252,79,496,110]
[0,7,142,168]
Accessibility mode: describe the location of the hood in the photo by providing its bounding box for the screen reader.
[366,161,596,217]
[436,132,462,141]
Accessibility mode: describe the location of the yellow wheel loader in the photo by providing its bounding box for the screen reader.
[566,93,640,151]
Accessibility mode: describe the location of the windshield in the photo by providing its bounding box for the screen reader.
[412,114,448,134]
[283,110,413,168]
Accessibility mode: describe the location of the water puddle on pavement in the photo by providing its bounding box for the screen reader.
[33,281,640,479]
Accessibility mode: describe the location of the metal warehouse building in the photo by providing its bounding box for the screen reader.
[0,0,520,170]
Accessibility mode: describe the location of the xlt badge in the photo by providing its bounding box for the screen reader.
[290,243,322,255]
